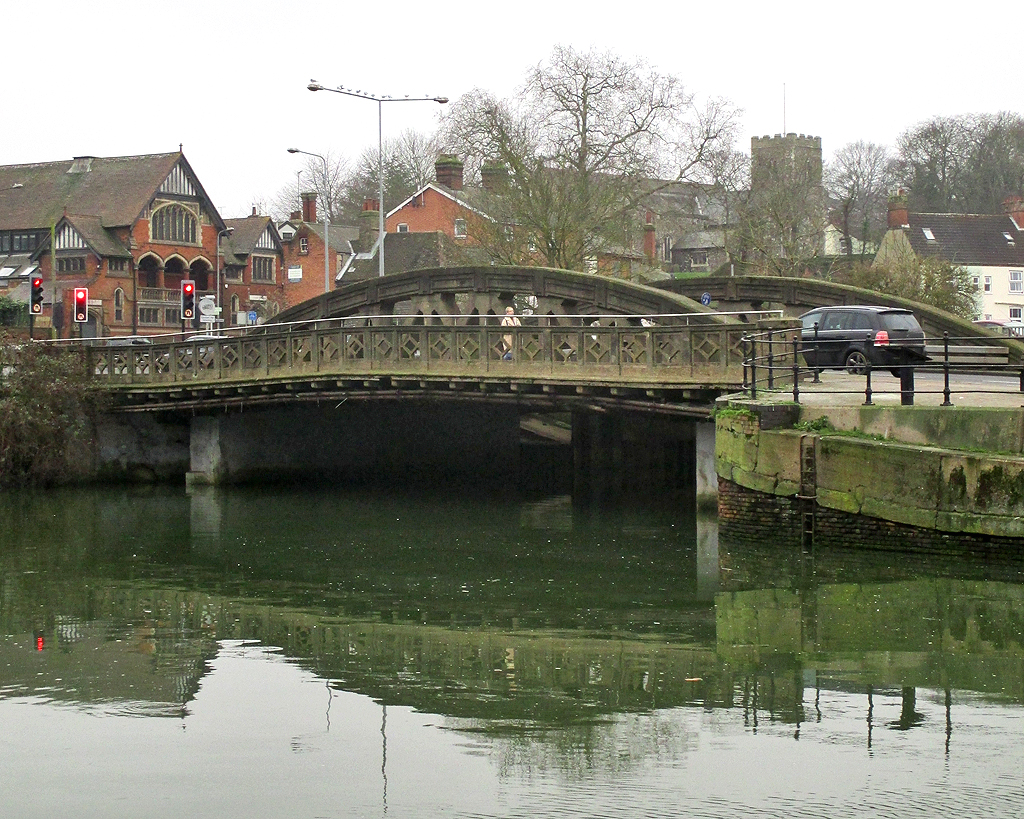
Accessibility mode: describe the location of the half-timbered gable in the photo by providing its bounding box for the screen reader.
[220,214,287,326]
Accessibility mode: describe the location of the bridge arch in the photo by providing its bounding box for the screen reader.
[659,275,1024,361]
[272,265,713,327]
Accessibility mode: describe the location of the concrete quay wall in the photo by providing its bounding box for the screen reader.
[716,401,1024,543]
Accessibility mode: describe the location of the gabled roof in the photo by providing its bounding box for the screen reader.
[223,215,286,264]
[0,152,224,231]
[387,183,493,222]
[58,213,133,259]
[343,231,481,281]
[902,213,1024,266]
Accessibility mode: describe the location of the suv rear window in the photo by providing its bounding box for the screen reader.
[880,312,920,331]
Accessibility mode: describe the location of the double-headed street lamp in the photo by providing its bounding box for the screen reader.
[307,80,448,278]
[287,147,331,294]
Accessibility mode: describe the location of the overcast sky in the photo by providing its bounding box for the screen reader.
[8,1,1017,219]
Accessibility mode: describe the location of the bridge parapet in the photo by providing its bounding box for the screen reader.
[85,318,778,410]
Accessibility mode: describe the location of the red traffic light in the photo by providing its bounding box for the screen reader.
[181,280,196,319]
[30,277,44,314]
[73,287,89,322]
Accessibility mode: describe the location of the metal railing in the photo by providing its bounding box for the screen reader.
[743,329,1024,406]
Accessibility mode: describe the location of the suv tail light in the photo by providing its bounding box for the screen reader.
[874,330,890,346]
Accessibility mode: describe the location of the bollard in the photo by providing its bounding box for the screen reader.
[900,363,915,405]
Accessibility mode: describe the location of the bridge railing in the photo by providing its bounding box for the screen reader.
[84,315,782,389]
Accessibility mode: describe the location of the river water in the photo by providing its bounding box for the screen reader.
[2,485,1022,818]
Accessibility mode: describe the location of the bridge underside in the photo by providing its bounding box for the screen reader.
[96,399,717,509]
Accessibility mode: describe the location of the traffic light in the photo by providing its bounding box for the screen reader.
[73,287,89,322]
[30,276,44,314]
[181,280,196,319]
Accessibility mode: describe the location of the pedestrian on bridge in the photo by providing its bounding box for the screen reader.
[501,306,521,360]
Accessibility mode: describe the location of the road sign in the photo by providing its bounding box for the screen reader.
[248,311,258,324]
[700,292,712,306]
[199,296,217,316]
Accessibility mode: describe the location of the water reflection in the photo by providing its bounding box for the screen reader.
[2,486,1023,818]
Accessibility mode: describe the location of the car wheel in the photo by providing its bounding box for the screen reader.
[844,350,868,374]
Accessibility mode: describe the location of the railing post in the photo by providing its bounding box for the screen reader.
[791,334,800,404]
[767,329,775,390]
[942,332,953,406]
[742,335,750,390]
[749,337,757,400]
[812,322,821,383]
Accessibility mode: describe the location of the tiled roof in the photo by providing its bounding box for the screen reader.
[344,231,475,282]
[903,213,1024,266]
[0,153,186,230]
[62,213,132,258]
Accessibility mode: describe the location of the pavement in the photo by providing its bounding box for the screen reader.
[775,369,1024,408]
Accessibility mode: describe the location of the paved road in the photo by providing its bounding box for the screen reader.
[790,369,1024,408]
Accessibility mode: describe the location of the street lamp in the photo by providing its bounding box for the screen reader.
[287,148,331,294]
[216,227,234,324]
[307,80,448,278]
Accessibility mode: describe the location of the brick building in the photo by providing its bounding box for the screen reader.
[278,191,359,304]
[0,151,285,338]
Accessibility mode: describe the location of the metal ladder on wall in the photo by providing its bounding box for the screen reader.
[798,435,817,554]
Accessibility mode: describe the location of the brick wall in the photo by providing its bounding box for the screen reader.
[718,478,1024,559]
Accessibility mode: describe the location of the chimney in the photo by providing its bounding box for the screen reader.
[480,161,507,192]
[1004,195,1024,227]
[643,210,656,264]
[252,206,257,216]
[360,199,380,251]
[888,188,909,230]
[290,210,301,220]
[301,191,317,223]
[435,154,464,191]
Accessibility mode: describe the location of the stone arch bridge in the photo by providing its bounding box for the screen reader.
[90,266,787,415]
[85,266,792,494]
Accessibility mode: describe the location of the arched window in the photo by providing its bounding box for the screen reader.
[230,294,240,319]
[152,204,198,244]
[114,288,124,323]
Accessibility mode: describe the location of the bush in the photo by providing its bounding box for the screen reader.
[0,334,97,487]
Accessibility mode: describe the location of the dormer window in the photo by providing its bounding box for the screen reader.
[922,227,936,243]
[1004,232,1016,246]
[397,223,409,233]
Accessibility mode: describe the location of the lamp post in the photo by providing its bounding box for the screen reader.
[216,227,233,325]
[287,148,331,294]
[307,80,448,277]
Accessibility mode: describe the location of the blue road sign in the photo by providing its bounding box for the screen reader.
[700,292,712,306]
[248,311,258,324]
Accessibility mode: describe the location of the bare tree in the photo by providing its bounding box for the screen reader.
[337,129,441,223]
[826,141,897,259]
[895,112,1024,213]
[441,46,739,271]
[271,152,349,223]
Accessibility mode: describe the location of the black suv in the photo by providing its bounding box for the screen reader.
[798,305,928,375]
